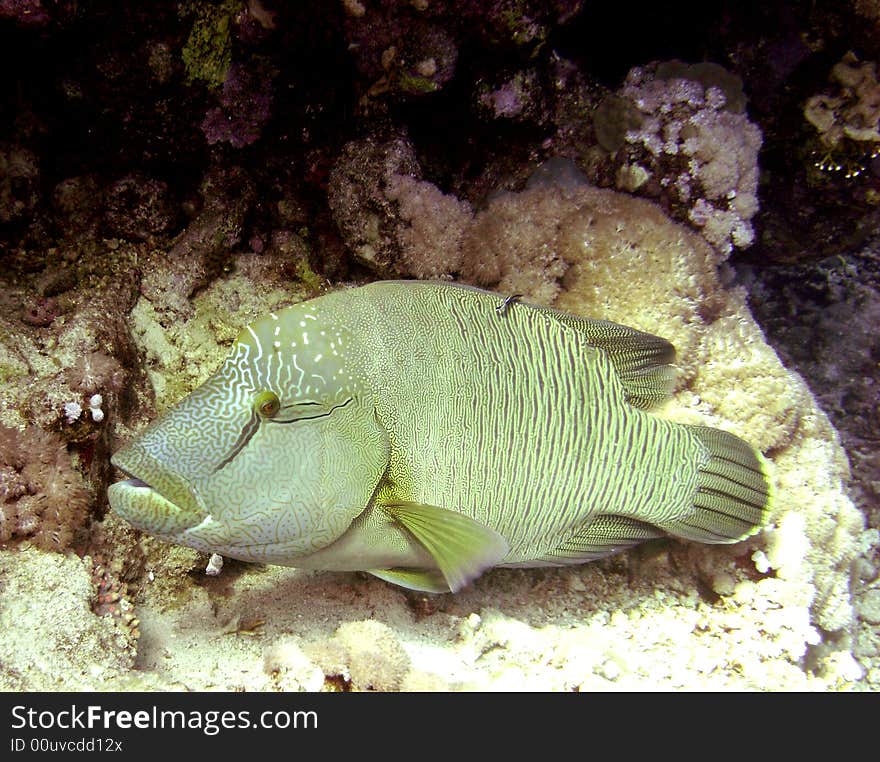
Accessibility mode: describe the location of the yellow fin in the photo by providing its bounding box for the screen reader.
[665,426,773,543]
[368,568,450,593]
[539,514,663,564]
[534,305,677,409]
[380,501,509,592]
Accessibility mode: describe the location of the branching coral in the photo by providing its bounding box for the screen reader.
[0,425,91,550]
[597,61,762,257]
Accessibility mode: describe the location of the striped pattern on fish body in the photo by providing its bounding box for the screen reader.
[108,280,773,594]
[347,283,703,562]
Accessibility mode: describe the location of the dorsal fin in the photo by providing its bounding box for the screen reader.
[390,281,678,410]
[537,307,677,409]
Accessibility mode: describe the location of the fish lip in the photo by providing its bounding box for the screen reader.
[111,472,172,504]
[109,446,207,527]
[110,462,170,503]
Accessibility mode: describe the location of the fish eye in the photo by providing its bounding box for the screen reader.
[254,390,281,418]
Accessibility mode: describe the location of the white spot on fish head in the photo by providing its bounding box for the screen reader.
[243,301,364,403]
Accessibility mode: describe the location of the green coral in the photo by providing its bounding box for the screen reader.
[293,257,322,295]
[397,72,439,94]
[498,2,546,47]
[181,0,242,88]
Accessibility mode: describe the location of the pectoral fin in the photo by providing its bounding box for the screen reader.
[380,501,509,592]
[368,568,451,593]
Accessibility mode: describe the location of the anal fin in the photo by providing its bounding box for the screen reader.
[539,514,662,564]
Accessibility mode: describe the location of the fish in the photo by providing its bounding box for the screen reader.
[108,280,772,593]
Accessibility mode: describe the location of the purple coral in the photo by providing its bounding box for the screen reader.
[201,63,274,149]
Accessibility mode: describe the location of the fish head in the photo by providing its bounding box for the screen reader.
[108,300,389,564]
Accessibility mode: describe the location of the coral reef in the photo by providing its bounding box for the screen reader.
[200,62,274,148]
[89,553,140,642]
[305,620,412,691]
[475,68,546,123]
[104,174,175,242]
[51,176,104,237]
[736,247,880,687]
[137,164,255,319]
[738,251,880,528]
[85,174,863,691]
[327,135,422,273]
[0,549,138,690]
[383,173,472,278]
[263,637,325,692]
[0,0,51,27]
[0,0,876,692]
[0,143,39,224]
[129,242,316,414]
[180,0,239,88]
[344,3,458,99]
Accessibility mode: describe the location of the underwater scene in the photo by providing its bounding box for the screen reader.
[0,1,877,691]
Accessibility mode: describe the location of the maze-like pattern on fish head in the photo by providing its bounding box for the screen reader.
[181,300,388,561]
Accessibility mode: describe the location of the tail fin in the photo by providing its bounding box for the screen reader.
[664,426,773,544]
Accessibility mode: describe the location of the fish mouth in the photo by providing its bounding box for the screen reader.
[108,446,207,536]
